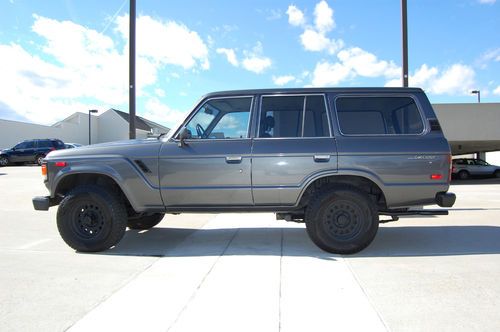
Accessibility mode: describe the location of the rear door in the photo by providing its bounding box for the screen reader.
[251,94,337,206]
[332,93,450,207]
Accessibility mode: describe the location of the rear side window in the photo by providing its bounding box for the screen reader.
[38,140,52,148]
[336,96,424,135]
[259,95,329,138]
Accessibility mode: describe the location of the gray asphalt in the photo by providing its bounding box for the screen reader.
[1,166,500,331]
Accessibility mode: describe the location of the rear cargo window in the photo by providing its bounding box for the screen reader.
[336,96,424,135]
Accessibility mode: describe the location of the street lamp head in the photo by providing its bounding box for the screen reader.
[471,90,479,94]
[89,109,98,113]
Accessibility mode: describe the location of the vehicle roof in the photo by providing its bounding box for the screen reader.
[202,87,424,99]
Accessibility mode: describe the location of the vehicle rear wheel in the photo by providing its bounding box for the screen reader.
[305,185,379,254]
[458,170,469,180]
[127,213,165,230]
[57,185,127,252]
[495,170,500,178]
[0,156,9,166]
[35,154,45,166]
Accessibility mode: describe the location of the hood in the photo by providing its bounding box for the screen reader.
[46,138,162,160]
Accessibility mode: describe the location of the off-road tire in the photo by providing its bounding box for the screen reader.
[35,154,45,166]
[57,185,127,252]
[127,213,165,230]
[305,185,379,255]
[458,170,469,180]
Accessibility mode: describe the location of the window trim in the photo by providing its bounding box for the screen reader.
[173,95,254,141]
[256,93,332,140]
[333,93,427,137]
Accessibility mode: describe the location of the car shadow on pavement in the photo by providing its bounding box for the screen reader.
[354,225,500,258]
[89,224,500,259]
[94,226,337,260]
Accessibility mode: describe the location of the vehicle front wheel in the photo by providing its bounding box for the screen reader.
[0,156,8,167]
[458,170,469,180]
[57,185,127,252]
[127,213,165,230]
[35,154,45,166]
[305,185,379,255]
[495,170,500,178]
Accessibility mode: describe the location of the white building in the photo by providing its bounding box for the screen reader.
[0,109,170,149]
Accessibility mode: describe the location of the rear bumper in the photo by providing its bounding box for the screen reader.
[32,196,57,211]
[435,192,456,208]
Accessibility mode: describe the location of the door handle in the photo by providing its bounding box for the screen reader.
[225,156,242,164]
[313,154,331,162]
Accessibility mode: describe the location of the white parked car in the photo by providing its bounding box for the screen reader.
[452,158,500,180]
[64,143,83,149]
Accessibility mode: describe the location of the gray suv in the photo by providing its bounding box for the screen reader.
[33,88,455,254]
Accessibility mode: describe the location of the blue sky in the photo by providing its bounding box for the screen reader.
[0,0,499,128]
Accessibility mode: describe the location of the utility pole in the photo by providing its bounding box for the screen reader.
[401,0,409,87]
[129,0,136,139]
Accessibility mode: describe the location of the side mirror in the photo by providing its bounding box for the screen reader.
[178,128,191,147]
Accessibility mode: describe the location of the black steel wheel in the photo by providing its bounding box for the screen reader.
[127,213,165,230]
[305,185,379,254]
[57,185,127,252]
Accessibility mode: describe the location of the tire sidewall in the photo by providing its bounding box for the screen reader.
[57,185,126,252]
[0,156,8,166]
[36,155,45,166]
[458,170,469,180]
[306,186,379,254]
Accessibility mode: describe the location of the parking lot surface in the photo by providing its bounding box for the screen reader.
[1,166,500,331]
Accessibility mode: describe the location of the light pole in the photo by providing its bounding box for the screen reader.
[471,90,480,103]
[88,109,98,145]
[401,0,408,87]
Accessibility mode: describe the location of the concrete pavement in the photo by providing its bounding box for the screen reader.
[1,166,500,331]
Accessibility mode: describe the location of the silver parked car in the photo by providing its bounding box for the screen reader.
[452,158,500,180]
[33,88,456,254]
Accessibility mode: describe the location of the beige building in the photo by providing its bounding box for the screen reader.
[0,109,170,149]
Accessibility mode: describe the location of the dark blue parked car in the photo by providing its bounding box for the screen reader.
[0,139,65,166]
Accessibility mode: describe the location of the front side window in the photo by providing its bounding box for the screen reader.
[336,96,424,135]
[15,141,35,149]
[259,95,329,138]
[183,97,252,139]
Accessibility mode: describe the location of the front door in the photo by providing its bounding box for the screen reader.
[159,96,254,207]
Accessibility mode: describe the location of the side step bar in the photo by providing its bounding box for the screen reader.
[277,209,449,224]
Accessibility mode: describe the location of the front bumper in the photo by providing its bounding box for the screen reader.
[32,196,57,211]
[435,192,456,208]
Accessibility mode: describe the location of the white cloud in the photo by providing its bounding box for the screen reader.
[385,63,476,96]
[116,14,209,70]
[312,61,351,86]
[241,42,272,74]
[337,47,400,78]
[143,98,187,129]
[493,86,500,95]
[216,48,239,67]
[289,1,343,55]
[242,57,272,74]
[478,0,496,4]
[155,88,166,98]
[477,48,500,68]
[0,14,208,125]
[286,5,305,26]
[429,64,475,95]
[314,0,335,32]
[311,47,400,86]
[300,28,344,54]
[272,75,296,86]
